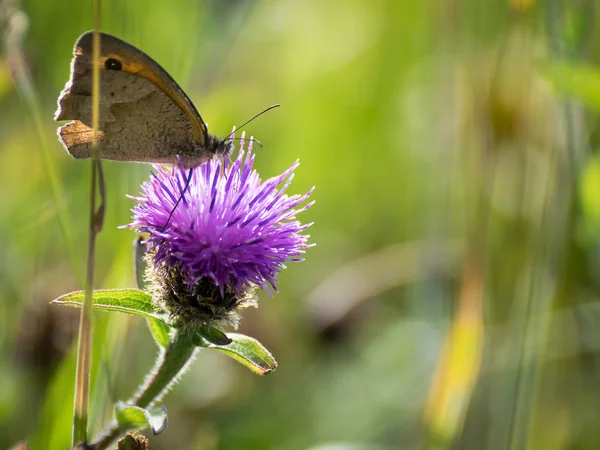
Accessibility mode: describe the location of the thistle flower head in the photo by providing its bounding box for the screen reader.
[126,134,314,328]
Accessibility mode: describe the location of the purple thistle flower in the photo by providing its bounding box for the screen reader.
[127,134,314,299]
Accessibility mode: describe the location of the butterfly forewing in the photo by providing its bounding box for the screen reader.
[55,31,221,167]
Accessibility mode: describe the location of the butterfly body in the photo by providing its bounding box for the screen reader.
[55,31,232,167]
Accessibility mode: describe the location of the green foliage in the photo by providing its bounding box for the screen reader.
[194,332,278,375]
[52,289,170,324]
[115,402,168,436]
[146,317,171,349]
[194,326,233,346]
[543,60,600,111]
[51,288,277,377]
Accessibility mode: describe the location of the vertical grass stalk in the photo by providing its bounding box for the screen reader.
[72,1,106,445]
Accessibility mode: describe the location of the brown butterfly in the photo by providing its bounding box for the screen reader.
[55,31,232,168]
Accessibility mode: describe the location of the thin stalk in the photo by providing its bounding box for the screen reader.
[72,3,106,445]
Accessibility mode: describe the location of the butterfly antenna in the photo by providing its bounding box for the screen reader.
[222,104,279,145]
[234,104,280,134]
[162,168,194,232]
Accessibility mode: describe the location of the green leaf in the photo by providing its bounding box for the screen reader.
[147,317,171,348]
[543,60,600,112]
[52,289,171,325]
[194,326,233,345]
[198,332,277,375]
[115,402,168,436]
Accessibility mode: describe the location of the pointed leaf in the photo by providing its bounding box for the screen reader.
[52,289,171,325]
[199,333,277,375]
[115,402,168,436]
[147,317,171,348]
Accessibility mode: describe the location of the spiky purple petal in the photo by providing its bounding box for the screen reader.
[126,135,313,296]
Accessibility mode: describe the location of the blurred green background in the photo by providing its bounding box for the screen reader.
[3,0,600,448]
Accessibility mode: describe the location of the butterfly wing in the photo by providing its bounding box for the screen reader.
[55,31,212,166]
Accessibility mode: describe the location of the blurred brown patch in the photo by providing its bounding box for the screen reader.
[118,433,150,450]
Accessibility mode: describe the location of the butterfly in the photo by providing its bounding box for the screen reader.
[55,31,233,168]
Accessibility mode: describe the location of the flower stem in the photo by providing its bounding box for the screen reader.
[132,331,198,408]
[91,331,197,449]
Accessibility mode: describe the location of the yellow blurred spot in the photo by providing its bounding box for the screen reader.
[424,255,484,443]
[510,0,535,12]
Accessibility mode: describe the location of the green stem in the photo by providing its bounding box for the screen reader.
[132,332,198,408]
[91,331,197,449]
